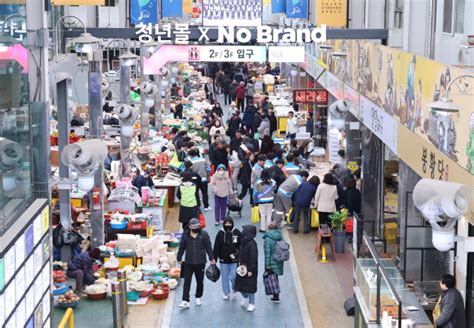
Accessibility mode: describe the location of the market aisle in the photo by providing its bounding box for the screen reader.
[166,195,306,328]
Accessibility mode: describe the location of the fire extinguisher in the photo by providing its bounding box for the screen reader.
[92,187,101,210]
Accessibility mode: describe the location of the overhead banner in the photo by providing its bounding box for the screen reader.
[271,0,286,13]
[130,0,158,25]
[162,0,183,17]
[316,0,347,27]
[285,0,307,19]
[202,0,262,26]
[51,0,105,4]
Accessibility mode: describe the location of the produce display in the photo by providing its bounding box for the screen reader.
[58,290,80,307]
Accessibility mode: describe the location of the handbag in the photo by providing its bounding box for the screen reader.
[236,264,248,277]
[311,209,320,228]
[263,270,280,295]
[433,295,442,323]
[251,206,260,224]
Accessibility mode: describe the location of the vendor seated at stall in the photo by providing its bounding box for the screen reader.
[132,169,155,196]
[67,248,100,294]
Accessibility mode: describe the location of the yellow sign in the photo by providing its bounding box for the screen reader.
[346,161,359,173]
[316,0,347,27]
[263,0,271,4]
[52,0,105,5]
[41,206,50,234]
[183,0,193,14]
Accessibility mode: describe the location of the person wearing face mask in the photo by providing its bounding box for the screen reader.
[210,165,233,226]
[235,225,258,312]
[177,218,215,309]
[213,217,242,300]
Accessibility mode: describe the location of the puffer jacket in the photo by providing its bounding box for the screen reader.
[435,288,466,328]
[210,171,233,197]
[263,229,284,276]
[177,230,214,265]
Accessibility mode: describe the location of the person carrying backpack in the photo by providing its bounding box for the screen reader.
[263,224,286,303]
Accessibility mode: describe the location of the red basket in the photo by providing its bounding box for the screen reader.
[127,222,148,230]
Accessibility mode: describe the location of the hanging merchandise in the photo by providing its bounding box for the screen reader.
[92,187,102,210]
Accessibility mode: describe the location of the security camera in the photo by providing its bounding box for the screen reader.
[60,139,108,191]
[115,104,138,137]
[329,99,350,118]
[0,137,25,191]
[413,179,473,251]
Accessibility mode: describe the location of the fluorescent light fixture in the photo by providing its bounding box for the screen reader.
[428,97,461,113]
[73,32,101,54]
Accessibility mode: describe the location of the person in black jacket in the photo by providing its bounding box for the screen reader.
[269,159,287,189]
[177,218,215,309]
[212,141,229,169]
[435,274,466,328]
[235,225,258,312]
[345,179,361,216]
[238,154,253,204]
[227,111,242,138]
[268,108,278,137]
[213,217,242,300]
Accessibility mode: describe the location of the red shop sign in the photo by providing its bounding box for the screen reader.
[293,89,329,105]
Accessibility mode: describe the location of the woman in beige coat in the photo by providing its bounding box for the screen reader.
[210,164,233,225]
[313,173,339,225]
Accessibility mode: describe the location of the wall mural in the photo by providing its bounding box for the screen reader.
[311,40,474,176]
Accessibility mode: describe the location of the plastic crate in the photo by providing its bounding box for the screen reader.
[127,221,148,230]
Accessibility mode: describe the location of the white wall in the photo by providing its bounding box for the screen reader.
[434,0,474,66]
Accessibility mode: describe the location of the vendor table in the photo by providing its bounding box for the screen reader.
[104,255,142,268]
[153,179,180,208]
[141,190,168,230]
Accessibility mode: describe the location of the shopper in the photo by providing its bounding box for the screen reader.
[183,79,192,97]
[268,108,278,137]
[227,110,242,139]
[243,103,256,135]
[235,81,247,112]
[333,163,353,187]
[222,75,232,105]
[238,153,253,205]
[246,79,255,107]
[66,248,100,294]
[209,120,226,141]
[235,225,258,312]
[269,159,287,189]
[172,98,184,119]
[230,129,244,153]
[212,102,224,118]
[211,140,229,170]
[258,113,271,138]
[293,176,320,233]
[263,224,284,303]
[230,79,239,102]
[251,154,266,190]
[286,111,298,140]
[177,172,199,230]
[210,164,233,225]
[435,274,466,328]
[215,69,225,94]
[313,173,339,225]
[213,217,242,300]
[188,149,211,211]
[346,179,361,216]
[177,218,215,309]
[274,171,308,225]
[227,145,241,192]
[253,169,276,232]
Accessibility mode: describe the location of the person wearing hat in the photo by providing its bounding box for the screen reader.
[177,218,215,309]
[132,169,155,196]
[235,225,258,312]
[66,248,101,294]
[210,164,233,225]
[177,172,200,230]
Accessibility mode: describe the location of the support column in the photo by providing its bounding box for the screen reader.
[140,44,149,146]
[119,60,132,178]
[88,56,104,248]
[155,75,163,130]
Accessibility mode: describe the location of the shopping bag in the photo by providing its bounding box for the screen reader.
[198,209,206,229]
[205,264,221,282]
[286,207,295,224]
[311,209,320,228]
[433,296,441,323]
[263,271,280,295]
[251,206,260,224]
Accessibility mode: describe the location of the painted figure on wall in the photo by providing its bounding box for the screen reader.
[466,113,474,174]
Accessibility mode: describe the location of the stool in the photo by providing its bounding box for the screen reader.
[315,226,336,262]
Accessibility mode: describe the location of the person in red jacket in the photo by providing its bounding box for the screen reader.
[235,81,247,112]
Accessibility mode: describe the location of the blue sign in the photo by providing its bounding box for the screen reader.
[285,0,307,19]
[272,0,286,13]
[162,0,183,18]
[131,0,158,25]
[25,224,34,257]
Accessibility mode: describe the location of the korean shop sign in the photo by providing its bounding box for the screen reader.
[293,89,329,105]
[136,23,327,44]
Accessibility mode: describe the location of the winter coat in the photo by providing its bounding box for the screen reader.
[246,82,255,97]
[68,252,93,274]
[227,115,242,137]
[213,228,242,264]
[230,82,239,99]
[235,225,258,294]
[177,230,214,265]
[190,156,210,182]
[242,107,256,127]
[269,166,286,188]
[211,148,229,169]
[253,179,276,204]
[235,85,246,100]
[253,113,262,133]
[346,187,361,215]
[250,163,264,188]
[210,171,233,197]
[294,182,317,208]
[314,183,338,213]
[239,160,252,186]
[228,150,241,169]
[268,114,278,135]
[209,125,226,139]
[258,117,270,137]
[263,229,284,276]
[435,288,466,328]
[230,137,243,153]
